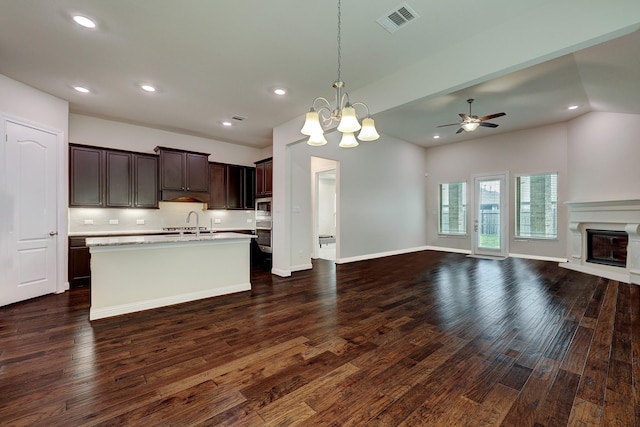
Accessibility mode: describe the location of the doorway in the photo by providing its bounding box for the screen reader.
[311,157,338,261]
[472,172,508,258]
[2,119,60,306]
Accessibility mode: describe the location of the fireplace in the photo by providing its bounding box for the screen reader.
[563,200,640,284]
[586,229,628,267]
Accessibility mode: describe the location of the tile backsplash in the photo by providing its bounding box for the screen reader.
[69,202,255,234]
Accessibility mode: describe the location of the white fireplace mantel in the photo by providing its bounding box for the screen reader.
[561,199,640,284]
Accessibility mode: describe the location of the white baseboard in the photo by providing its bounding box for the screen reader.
[424,246,472,255]
[335,246,429,264]
[291,263,313,272]
[560,262,630,283]
[271,267,291,277]
[90,283,251,320]
[509,253,567,263]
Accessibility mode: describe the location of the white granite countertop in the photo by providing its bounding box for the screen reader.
[69,228,255,237]
[86,232,255,247]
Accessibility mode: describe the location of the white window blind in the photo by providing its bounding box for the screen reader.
[439,182,466,234]
[516,173,557,238]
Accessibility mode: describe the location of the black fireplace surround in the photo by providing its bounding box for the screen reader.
[586,229,628,268]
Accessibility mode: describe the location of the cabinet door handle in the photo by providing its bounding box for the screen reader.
[49,231,58,236]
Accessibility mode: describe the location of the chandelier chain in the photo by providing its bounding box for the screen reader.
[336,0,341,83]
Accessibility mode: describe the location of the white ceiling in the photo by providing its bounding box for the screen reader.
[0,1,639,149]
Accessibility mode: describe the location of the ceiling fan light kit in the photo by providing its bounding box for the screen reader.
[437,98,506,134]
[300,0,380,148]
[461,121,480,132]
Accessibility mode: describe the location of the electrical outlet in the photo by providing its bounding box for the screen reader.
[214,218,222,224]
[84,219,93,225]
[136,219,145,225]
[246,218,253,223]
[109,219,119,225]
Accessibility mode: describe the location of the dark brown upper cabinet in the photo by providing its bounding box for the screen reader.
[105,151,132,207]
[226,164,243,209]
[155,147,210,201]
[244,167,256,209]
[133,154,159,208]
[70,144,158,208]
[255,158,272,197]
[70,145,103,207]
[208,163,255,210]
[208,163,227,209]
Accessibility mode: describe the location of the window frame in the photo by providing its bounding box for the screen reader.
[514,171,558,240]
[438,181,468,236]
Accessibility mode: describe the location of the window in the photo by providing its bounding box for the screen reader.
[516,173,557,238]
[439,182,467,234]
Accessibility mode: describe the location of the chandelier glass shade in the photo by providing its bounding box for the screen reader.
[300,0,380,148]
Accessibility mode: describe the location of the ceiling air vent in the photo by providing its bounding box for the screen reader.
[231,115,246,122]
[377,3,419,34]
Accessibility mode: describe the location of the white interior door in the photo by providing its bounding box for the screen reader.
[472,173,508,258]
[2,120,58,306]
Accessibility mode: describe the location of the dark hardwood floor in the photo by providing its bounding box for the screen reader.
[1,251,639,426]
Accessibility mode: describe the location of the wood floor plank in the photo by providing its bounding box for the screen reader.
[470,383,520,426]
[560,326,595,375]
[630,284,640,426]
[576,279,618,406]
[534,368,581,426]
[567,397,603,427]
[0,252,637,426]
[499,356,561,426]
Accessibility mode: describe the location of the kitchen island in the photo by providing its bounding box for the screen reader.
[86,232,254,320]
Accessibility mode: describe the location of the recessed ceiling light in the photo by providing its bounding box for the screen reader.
[568,105,579,110]
[433,135,440,139]
[72,15,97,29]
[273,88,287,96]
[221,121,233,127]
[140,84,156,92]
[73,86,90,93]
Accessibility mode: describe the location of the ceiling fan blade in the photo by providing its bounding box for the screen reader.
[479,122,499,128]
[437,123,460,128]
[456,127,465,134]
[459,113,470,121]
[478,112,506,121]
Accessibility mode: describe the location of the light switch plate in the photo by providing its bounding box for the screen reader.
[84,219,93,225]
[136,219,145,225]
[246,218,253,223]
[214,218,222,224]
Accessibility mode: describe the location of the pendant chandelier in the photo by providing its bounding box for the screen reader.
[300,0,380,148]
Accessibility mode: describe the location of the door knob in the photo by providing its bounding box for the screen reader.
[49,231,58,236]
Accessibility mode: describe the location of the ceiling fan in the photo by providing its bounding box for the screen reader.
[437,98,506,134]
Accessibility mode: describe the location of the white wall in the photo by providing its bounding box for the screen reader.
[0,74,69,292]
[289,132,428,268]
[318,176,335,236]
[568,111,640,202]
[425,122,569,259]
[70,114,263,166]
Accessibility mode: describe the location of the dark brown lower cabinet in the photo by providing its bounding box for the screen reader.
[68,237,91,288]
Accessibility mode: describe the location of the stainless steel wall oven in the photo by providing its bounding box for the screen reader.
[255,197,272,253]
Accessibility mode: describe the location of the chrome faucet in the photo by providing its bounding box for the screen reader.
[186,210,200,238]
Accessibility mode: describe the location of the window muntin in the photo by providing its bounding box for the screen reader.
[516,173,557,238]
[439,182,467,235]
